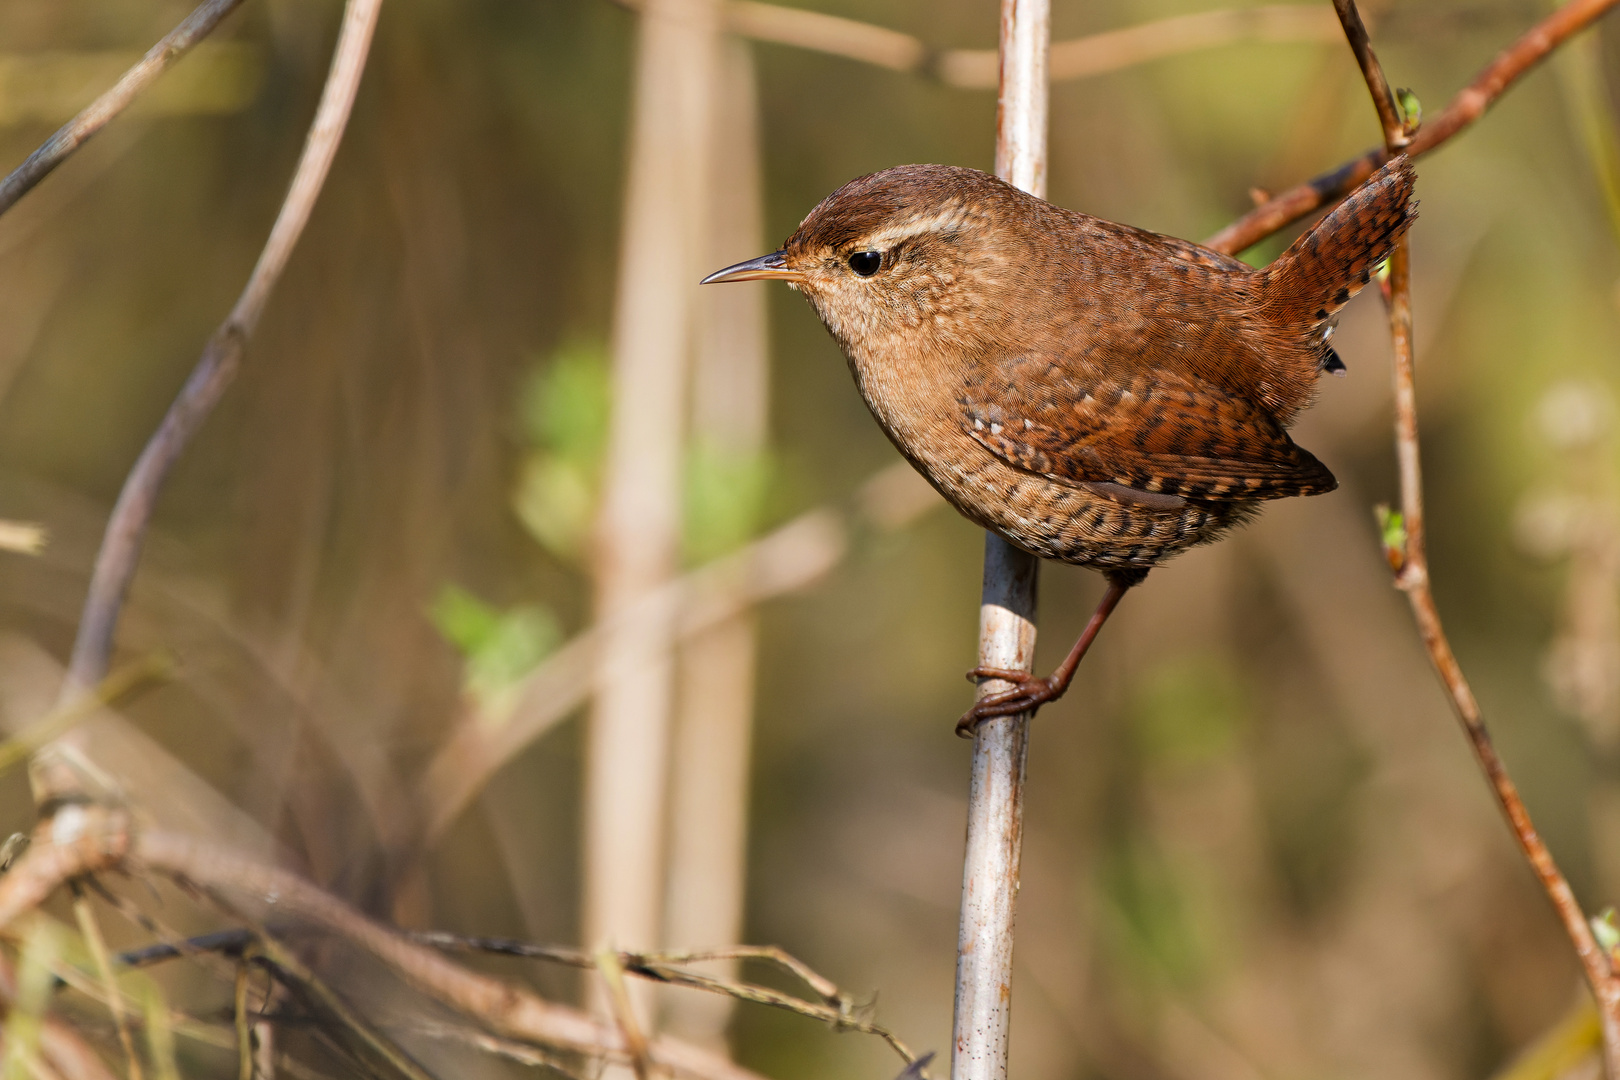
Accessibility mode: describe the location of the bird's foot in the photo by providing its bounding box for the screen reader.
[956,667,1064,736]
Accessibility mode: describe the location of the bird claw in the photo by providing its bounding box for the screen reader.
[955,668,1059,737]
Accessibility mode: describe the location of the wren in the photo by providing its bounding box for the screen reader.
[704,158,1417,732]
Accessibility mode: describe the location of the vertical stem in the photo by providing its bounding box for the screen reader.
[585,0,721,1024]
[953,5,1047,1078]
[663,35,768,1050]
[954,540,1038,1080]
[993,0,1050,198]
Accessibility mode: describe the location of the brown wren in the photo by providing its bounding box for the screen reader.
[703,158,1417,732]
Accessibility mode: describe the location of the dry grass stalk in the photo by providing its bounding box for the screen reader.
[0,811,771,1080]
[585,0,722,1025]
[664,34,771,1050]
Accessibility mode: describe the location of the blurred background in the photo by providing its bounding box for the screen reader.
[0,0,1616,1076]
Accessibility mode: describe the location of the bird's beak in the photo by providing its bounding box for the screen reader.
[700,250,804,284]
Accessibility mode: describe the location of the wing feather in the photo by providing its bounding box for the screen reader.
[959,353,1334,501]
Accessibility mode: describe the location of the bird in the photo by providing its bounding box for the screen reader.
[702,158,1417,734]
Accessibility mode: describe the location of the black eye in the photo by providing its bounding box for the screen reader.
[847,250,882,277]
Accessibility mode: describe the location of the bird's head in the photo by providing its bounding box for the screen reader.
[703,164,1041,357]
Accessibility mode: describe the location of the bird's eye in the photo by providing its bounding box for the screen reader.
[847,250,882,277]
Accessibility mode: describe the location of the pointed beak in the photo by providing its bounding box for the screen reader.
[700,250,804,284]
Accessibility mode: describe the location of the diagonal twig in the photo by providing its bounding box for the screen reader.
[0,0,250,219]
[412,933,916,1064]
[1329,0,1409,151]
[1328,0,1620,1073]
[58,0,384,706]
[1208,0,1620,255]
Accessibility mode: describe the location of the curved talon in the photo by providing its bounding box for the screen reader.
[955,676,1061,737]
[955,575,1139,738]
[966,665,1033,685]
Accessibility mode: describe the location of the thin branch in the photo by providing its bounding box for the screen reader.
[0,0,249,219]
[412,933,915,1063]
[1327,0,1620,1070]
[611,0,1338,88]
[115,929,258,970]
[59,0,384,702]
[113,925,918,1067]
[1207,0,1620,255]
[251,934,437,1080]
[1385,234,1620,1070]
[942,5,1339,88]
[725,1,925,72]
[635,946,844,1007]
[0,815,771,1080]
[1329,0,1408,151]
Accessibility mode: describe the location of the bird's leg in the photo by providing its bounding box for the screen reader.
[956,573,1138,737]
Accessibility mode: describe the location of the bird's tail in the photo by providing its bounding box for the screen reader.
[1260,156,1417,328]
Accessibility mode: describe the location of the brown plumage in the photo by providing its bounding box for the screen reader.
[704,158,1417,726]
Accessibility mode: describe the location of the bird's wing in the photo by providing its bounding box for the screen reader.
[958,353,1335,502]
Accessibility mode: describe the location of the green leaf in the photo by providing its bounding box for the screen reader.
[513,454,597,561]
[430,584,504,656]
[1375,504,1407,571]
[1396,87,1422,130]
[1593,907,1620,953]
[684,439,774,564]
[520,340,611,466]
[430,585,561,702]
[514,341,611,562]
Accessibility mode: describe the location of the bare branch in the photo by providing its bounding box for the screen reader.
[412,933,916,1063]
[59,0,384,704]
[613,0,1338,88]
[0,0,249,218]
[1208,0,1620,255]
[726,2,925,71]
[944,5,1339,88]
[0,815,771,1080]
[1383,237,1620,1070]
[1330,0,1620,1068]
[1330,0,1409,151]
